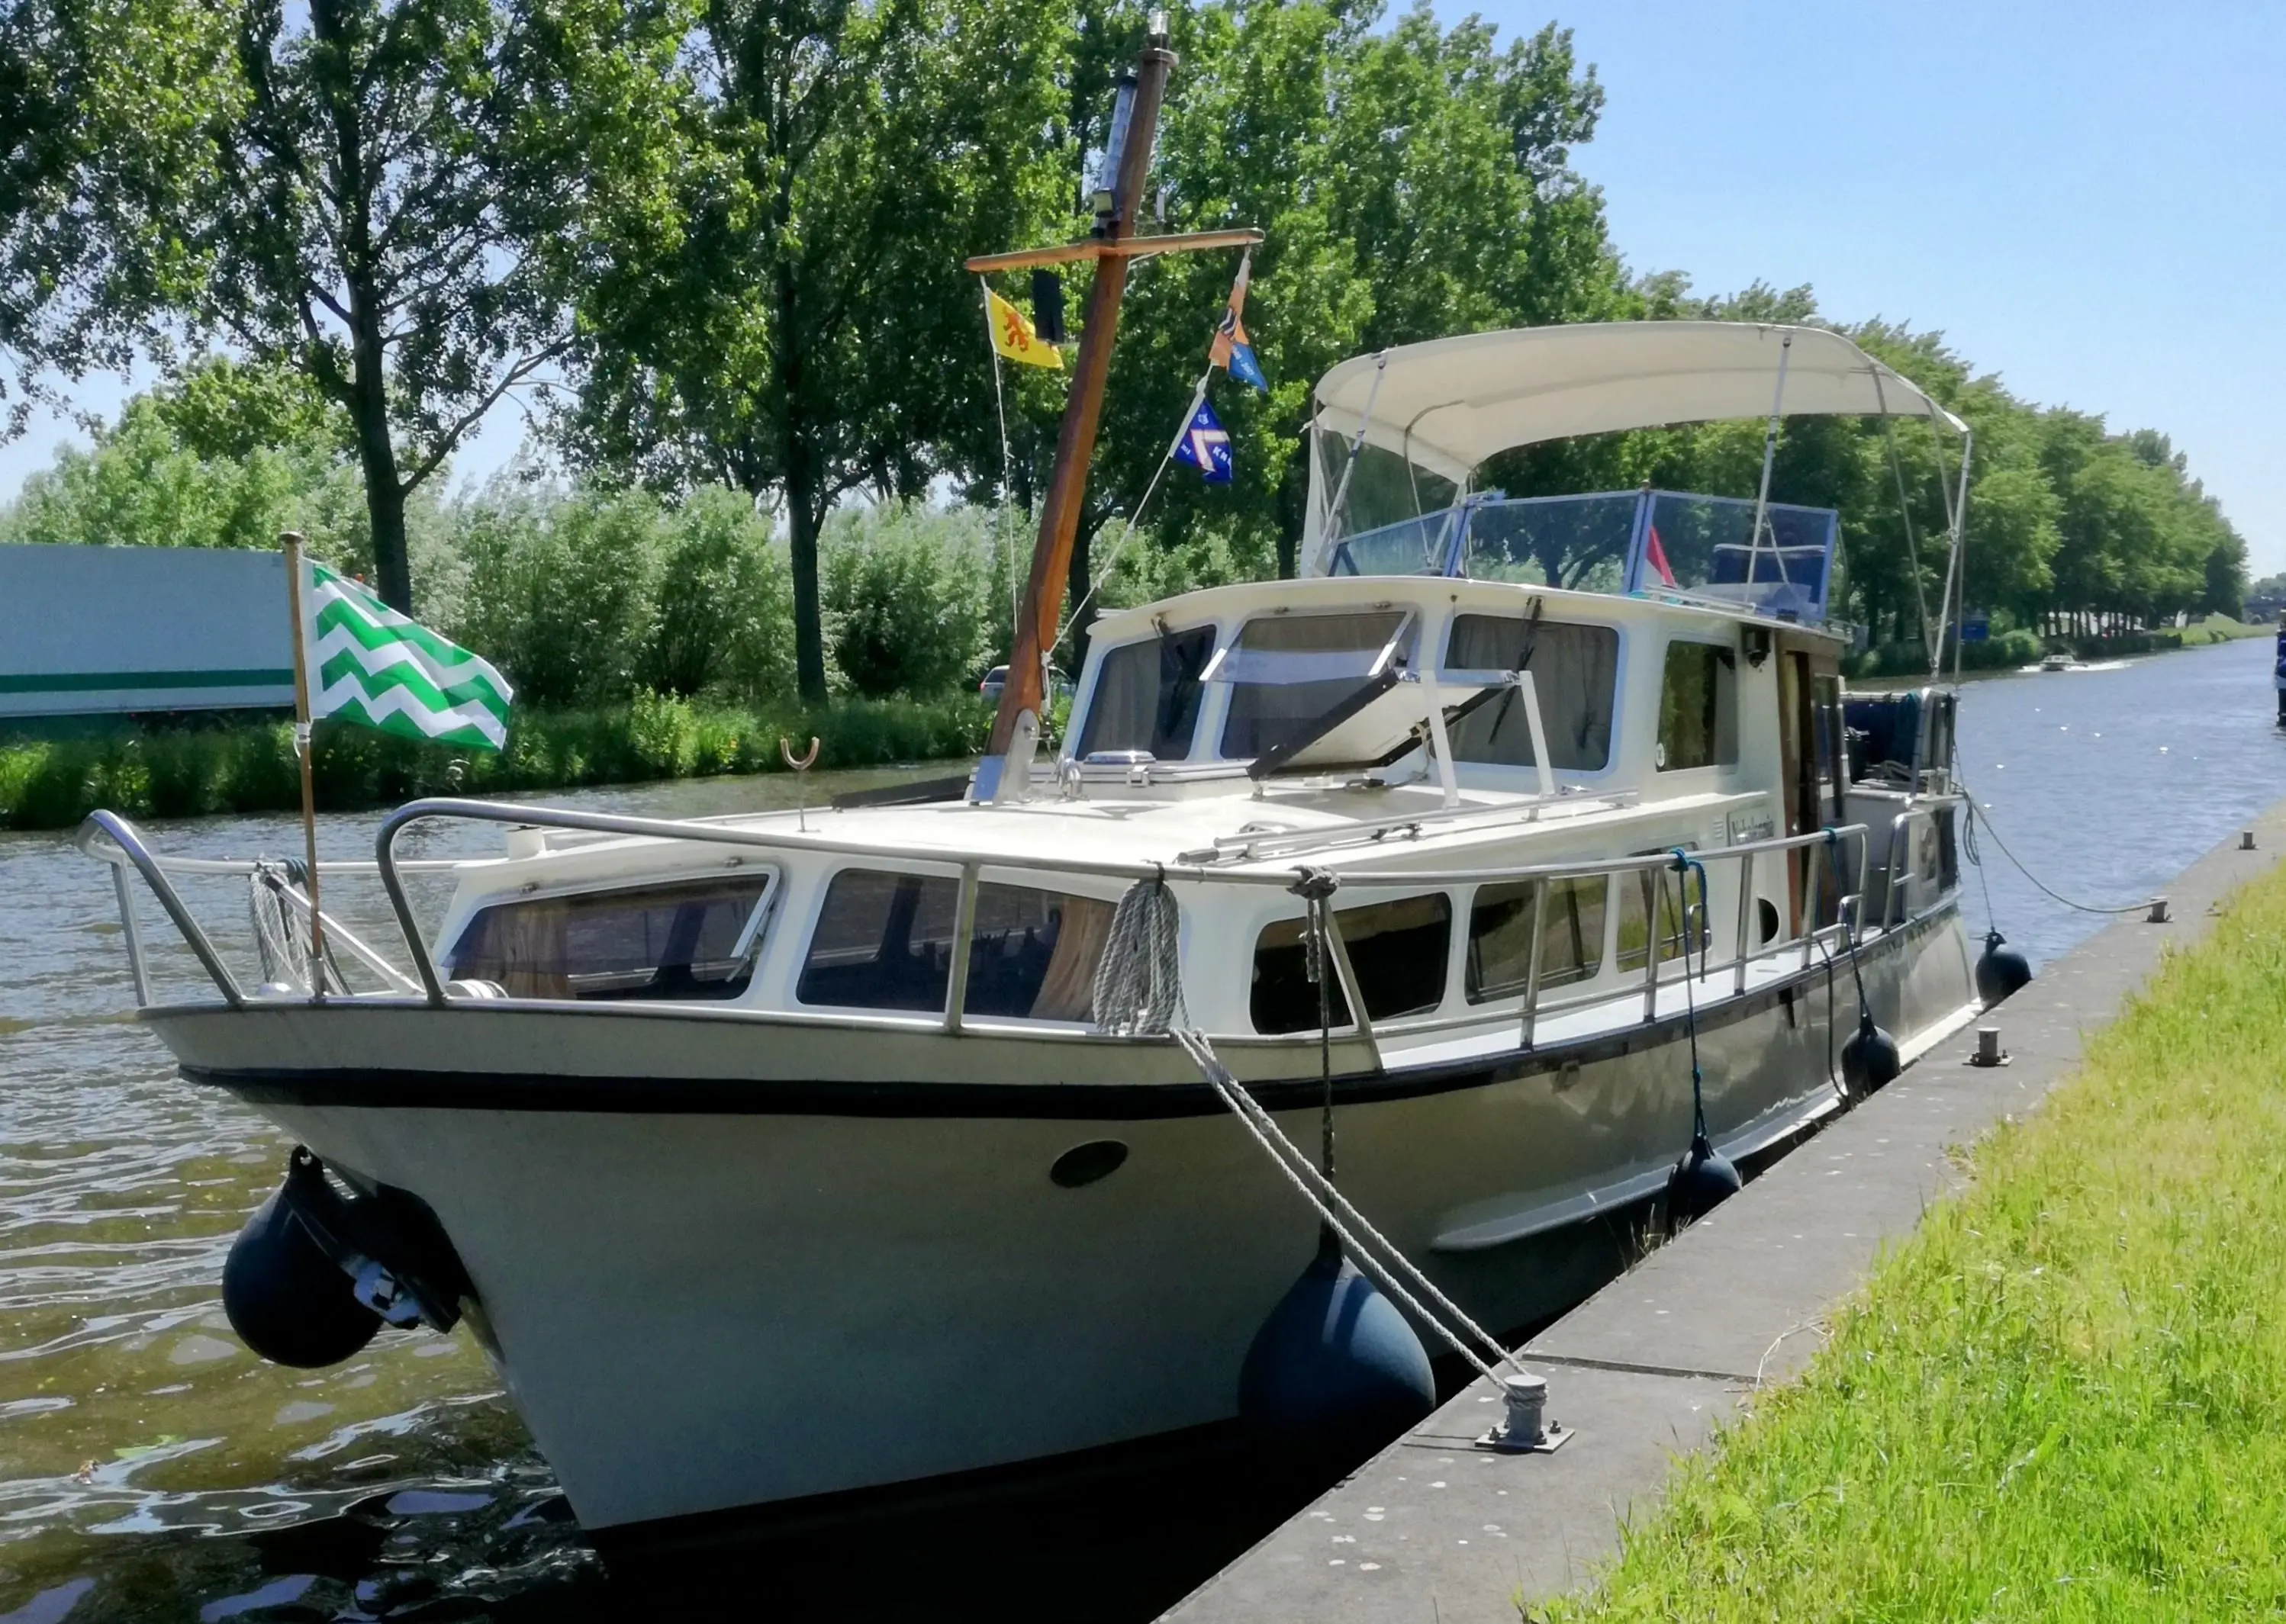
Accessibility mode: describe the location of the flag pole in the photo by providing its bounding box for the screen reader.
[980,275,1019,651]
[280,530,327,999]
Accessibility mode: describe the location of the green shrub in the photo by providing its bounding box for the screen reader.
[0,698,993,831]
[626,690,699,777]
[448,481,665,709]
[642,487,792,702]
[822,503,991,698]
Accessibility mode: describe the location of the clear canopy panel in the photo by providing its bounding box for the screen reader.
[1307,486,1839,625]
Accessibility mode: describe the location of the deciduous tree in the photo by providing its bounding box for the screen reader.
[568,0,1070,701]
[31,0,683,610]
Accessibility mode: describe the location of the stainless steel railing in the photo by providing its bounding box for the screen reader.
[79,796,1900,1060]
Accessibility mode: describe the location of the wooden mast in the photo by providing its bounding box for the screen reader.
[971,21,1177,802]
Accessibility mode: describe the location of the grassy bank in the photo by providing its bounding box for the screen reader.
[2171,611,2272,648]
[1848,613,2271,680]
[1542,860,2286,1621]
[0,692,991,831]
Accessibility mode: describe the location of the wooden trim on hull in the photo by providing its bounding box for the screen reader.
[178,905,1958,1122]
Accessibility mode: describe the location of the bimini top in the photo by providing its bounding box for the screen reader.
[1314,321,1967,481]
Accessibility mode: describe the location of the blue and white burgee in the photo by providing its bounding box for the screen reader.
[1174,398,1233,484]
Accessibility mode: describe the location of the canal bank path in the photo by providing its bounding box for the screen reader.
[1167,795,2286,1624]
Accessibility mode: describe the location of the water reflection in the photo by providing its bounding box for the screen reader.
[5,640,2284,1619]
[1,767,926,1621]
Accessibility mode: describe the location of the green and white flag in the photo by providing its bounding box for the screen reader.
[304,561,514,751]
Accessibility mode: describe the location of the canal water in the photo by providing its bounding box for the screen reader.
[4,635,2281,1622]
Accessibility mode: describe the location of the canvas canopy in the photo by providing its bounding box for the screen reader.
[1312,321,1968,483]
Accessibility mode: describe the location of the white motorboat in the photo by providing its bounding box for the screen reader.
[82,317,1992,1545]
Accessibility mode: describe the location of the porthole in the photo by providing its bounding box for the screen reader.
[1756,898,1782,944]
[1050,1140,1129,1188]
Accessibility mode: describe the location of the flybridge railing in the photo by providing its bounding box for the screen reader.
[79,799,1879,1056]
[1320,487,1841,626]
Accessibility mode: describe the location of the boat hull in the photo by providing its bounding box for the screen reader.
[146,905,1973,1534]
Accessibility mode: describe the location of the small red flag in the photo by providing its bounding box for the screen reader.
[1644,523,1676,587]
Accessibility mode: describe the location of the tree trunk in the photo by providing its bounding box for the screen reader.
[1275,459,1306,580]
[311,0,412,613]
[787,465,827,704]
[771,249,829,703]
[1064,522,1092,676]
[348,340,411,610]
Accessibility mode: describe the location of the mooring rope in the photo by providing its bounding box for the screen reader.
[1956,779,2151,916]
[1088,871,1526,1383]
[1173,1028,1517,1384]
[1668,851,1714,1145]
[1809,829,1847,1104]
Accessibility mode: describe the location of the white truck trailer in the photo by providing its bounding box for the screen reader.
[0,544,295,722]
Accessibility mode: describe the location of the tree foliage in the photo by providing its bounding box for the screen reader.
[0,355,372,554]
[18,0,684,610]
[958,0,1622,661]
[565,0,1070,700]
[820,502,992,698]
[2,0,2251,664]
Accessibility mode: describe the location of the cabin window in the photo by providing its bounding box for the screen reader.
[795,869,1118,1020]
[1465,876,1607,1002]
[962,883,1118,1021]
[1076,625,1215,761]
[1656,640,1737,770]
[1615,863,1708,973]
[1218,610,1411,761]
[797,870,963,1011]
[445,873,772,1002]
[1251,894,1452,1034]
[1444,616,1620,771]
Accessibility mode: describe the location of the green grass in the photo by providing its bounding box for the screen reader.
[1540,860,2286,1622]
[2174,613,2270,648]
[0,691,992,830]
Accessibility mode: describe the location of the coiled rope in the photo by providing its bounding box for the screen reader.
[1090,871,1526,1384]
[1090,870,1187,1036]
[249,860,339,993]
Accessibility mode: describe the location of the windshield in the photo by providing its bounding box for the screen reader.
[1214,610,1412,760]
[1075,625,1215,761]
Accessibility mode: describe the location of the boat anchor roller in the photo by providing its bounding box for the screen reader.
[222,1146,473,1369]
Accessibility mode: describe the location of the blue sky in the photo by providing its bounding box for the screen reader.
[7,2,2279,572]
[1475,0,2285,571]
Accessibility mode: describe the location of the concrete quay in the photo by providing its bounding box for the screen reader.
[1165,803,2286,1623]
